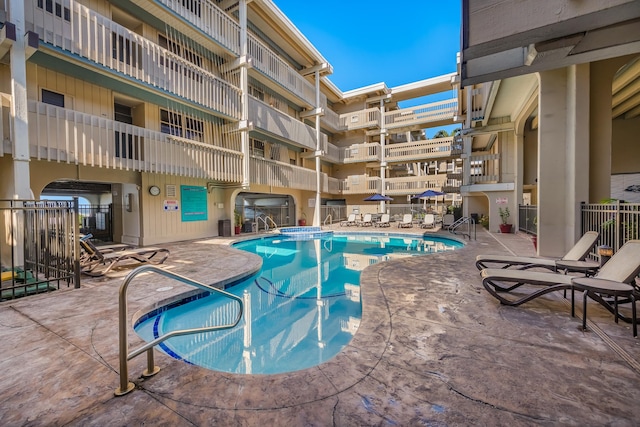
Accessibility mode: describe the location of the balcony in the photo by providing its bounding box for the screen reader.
[339,176,381,195]
[22,100,243,182]
[339,108,381,131]
[385,98,458,131]
[248,97,327,151]
[384,175,448,196]
[469,153,500,184]
[25,0,242,120]
[247,35,316,108]
[385,137,455,163]
[250,157,320,192]
[341,143,380,164]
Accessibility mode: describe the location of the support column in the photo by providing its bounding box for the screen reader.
[8,0,31,199]
[379,100,387,214]
[239,0,250,190]
[537,65,590,257]
[314,70,321,227]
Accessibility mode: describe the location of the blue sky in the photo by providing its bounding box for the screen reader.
[274,1,462,91]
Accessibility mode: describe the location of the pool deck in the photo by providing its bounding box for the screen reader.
[2,225,640,426]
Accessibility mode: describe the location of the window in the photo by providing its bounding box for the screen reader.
[42,89,65,107]
[158,35,202,68]
[37,0,71,22]
[160,110,182,137]
[250,139,265,158]
[114,103,138,160]
[160,109,204,142]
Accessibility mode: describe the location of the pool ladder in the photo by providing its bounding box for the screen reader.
[115,265,243,396]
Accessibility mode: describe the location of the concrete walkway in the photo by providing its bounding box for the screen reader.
[1,227,639,426]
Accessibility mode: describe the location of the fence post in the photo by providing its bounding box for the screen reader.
[73,197,81,288]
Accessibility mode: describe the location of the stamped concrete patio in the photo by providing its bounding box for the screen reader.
[1,226,639,426]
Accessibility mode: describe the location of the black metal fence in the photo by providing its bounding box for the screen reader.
[0,199,80,300]
[581,202,639,252]
[518,205,537,235]
[79,204,113,242]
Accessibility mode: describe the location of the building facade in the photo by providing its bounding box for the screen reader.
[0,0,463,246]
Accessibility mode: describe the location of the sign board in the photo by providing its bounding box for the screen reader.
[163,199,179,211]
[181,185,208,222]
[495,197,508,205]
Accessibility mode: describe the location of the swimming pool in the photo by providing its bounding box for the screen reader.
[134,233,463,374]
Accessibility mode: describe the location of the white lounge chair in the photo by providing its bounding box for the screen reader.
[374,214,390,227]
[340,214,357,227]
[398,214,413,228]
[420,214,435,229]
[359,213,373,227]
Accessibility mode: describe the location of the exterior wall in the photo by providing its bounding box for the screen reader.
[612,115,640,174]
[466,0,634,47]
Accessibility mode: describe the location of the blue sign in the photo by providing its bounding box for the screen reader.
[180,185,208,222]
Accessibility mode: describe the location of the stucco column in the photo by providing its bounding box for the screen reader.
[537,65,590,257]
[8,0,31,199]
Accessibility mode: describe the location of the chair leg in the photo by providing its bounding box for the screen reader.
[582,291,589,332]
[614,295,619,324]
[632,294,637,338]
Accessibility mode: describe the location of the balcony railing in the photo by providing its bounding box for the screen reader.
[339,176,381,194]
[320,107,345,133]
[385,137,455,163]
[247,35,316,107]
[385,175,448,195]
[25,100,243,182]
[250,157,319,192]
[156,0,241,54]
[25,0,242,120]
[385,98,458,130]
[339,108,381,131]
[248,97,326,150]
[469,153,500,184]
[342,143,380,163]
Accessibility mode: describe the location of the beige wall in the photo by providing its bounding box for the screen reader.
[612,116,640,174]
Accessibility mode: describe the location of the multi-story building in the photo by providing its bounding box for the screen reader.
[458,0,640,256]
[0,0,463,246]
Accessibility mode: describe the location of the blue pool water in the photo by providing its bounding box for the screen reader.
[134,233,463,374]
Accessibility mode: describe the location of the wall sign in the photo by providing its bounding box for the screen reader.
[181,185,208,222]
[163,200,179,211]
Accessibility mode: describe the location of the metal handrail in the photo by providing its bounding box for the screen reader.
[115,265,243,396]
[323,214,333,226]
[255,215,277,232]
[449,216,476,240]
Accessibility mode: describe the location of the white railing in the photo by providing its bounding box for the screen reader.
[248,97,324,150]
[247,35,316,107]
[385,137,454,163]
[385,98,458,130]
[384,175,448,195]
[27,100,243,181]
[339,108,380,130]
[339,176,381,194]
[470,83,492,122]
[469,153,500,184]
[250,157,319,191]
[342,143,381,163]
[156,0,241,54]
[319,140,341,163]
[25,0,242,120]
[320,107,345,132]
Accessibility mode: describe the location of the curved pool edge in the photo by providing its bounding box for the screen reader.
[138,256,392,410]
[131,245,263,330]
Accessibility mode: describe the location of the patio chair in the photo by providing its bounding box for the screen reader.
[79,239,170,277]
[397,214,413,228]
[420,214,436,229]
[475,231,599,272]
[480,240,640,314]
[374,213,390,227]
[340,214,357,227]
[442,214,455,229]
[359,213,373,227]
